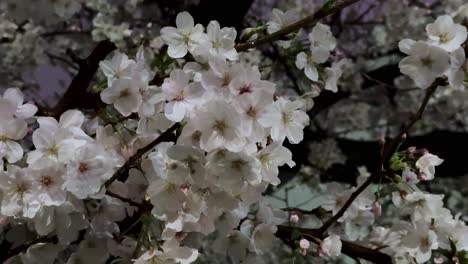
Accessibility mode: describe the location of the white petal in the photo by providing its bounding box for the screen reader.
[165,102,186,122]
[176,12,194,32]
[59,110,84,128]
[168,44,188,58]
[304,65,319,81]
[5,140,23,163]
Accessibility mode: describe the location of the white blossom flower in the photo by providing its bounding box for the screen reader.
[426,15,467,52]
[248,223,278,255]
[0,165,36,217]
[267,8,299,48]
[28,164,67,207]
[161,69,204,122]
[0,117,27,163]
[228,65,275,96]
[194,100,244,152]
[160,11,205,58]
[415,153,443,181]
[64,145,116,199]
[319,234,342,257]
[295,49,330,81]
[324,59,349,92]
[258,97,310,144]
[402,221,439,263]
[99,52,136,86]
[256,142,295,185]
[309,23,336,51]
[100,77,143,117]
[1,88,38,119]
[27,111,91,165]
[399,41,450,88]
[200,20,238,61]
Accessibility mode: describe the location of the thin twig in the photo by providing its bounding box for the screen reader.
[317,77,447,234]
[235,0,362,51]
[104,122,181,188]
[276,225,392,263]
[106,190,150,211]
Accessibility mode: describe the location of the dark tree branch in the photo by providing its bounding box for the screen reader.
[235,0,362,52]
[104,123,181,188]
[51,40,117,117]
[276,226,392,264]
[0,236,56,263]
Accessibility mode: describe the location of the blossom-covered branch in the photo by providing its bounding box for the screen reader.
[318,77,448,234]
[235,0,361,51]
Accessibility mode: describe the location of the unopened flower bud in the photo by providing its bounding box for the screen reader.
[299,238,310,256]
[290,214,299,223]
[400,133,407,141]
[372,201,382,217]
[378,136,386,146]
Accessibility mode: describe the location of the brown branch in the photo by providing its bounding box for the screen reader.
[51,40,117,117]
[276,226,392,264]
[104,122,181,188]
[234,0,362,52]
[317,77,447,234]
[281,207,329,218]
[106,190,152,211]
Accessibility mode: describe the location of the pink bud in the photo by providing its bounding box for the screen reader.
[401,133,407,140]
[372,201,382,217]
[378,137,385,146]
[299,238,310,256]
[290,214,299,223]
[420,148,429,155]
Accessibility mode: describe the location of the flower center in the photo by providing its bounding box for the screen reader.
[439,32,449,43]
[212,40,222,49]
[40,175,54,187]
[120,88,131,98]
[231,159,246,171]
[421,57,433,67]
[246,107,257,118]
[191,131,201,142]
[46,145,59,156]
[239,84,253,94]
[174,90,185,101]
[213,120,226,133]
[182,34,190,44]
[79,163,89,173]
[282,111,291,124]
[0,135,9,142]
[15,183,27,194]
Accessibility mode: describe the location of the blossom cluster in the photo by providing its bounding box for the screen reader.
[399,15,468,89]
[0,10,312,264]
[1,3,468,264]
